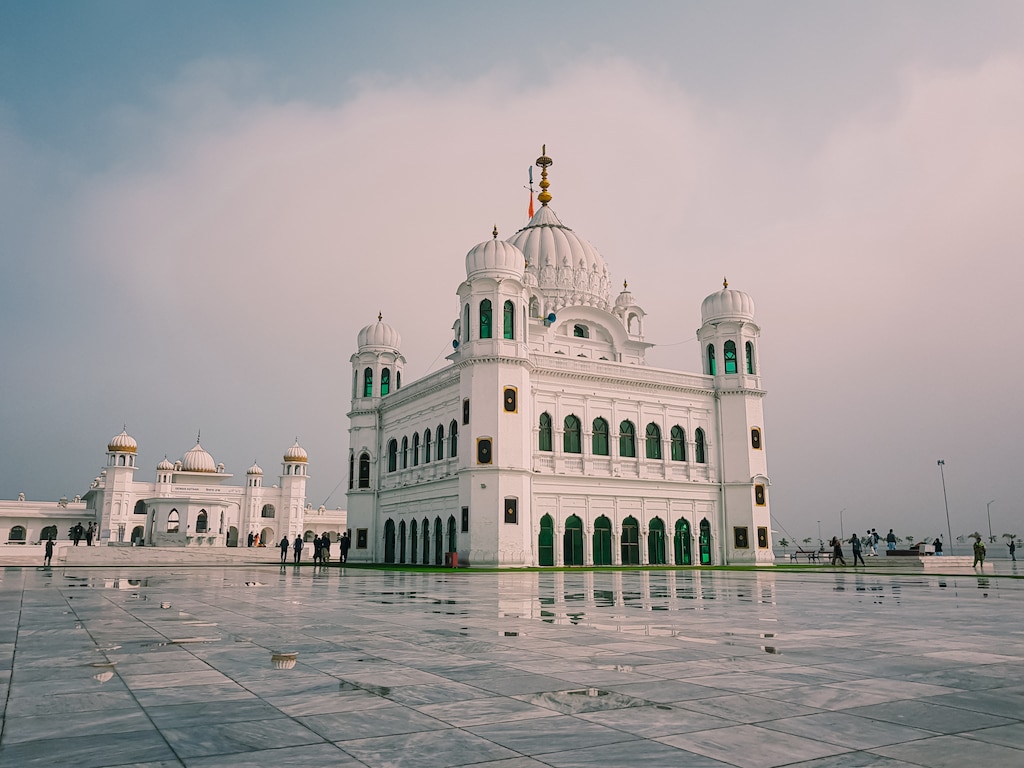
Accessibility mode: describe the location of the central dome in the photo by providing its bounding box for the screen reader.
[508,206,611,311]
[181,441,217,473]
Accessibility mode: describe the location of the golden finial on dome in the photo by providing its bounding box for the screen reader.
[723,277,729,289]
[196,430,201,444]
[493,224,498,239]
[378,312,382,322]
[536,144,553,206]
[623,280,628,290]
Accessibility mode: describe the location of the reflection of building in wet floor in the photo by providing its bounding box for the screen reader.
[347,149,773,568]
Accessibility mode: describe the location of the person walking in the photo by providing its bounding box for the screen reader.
[340,531,350,564]
[886,529,897,551]
[312,534,322,564]
[279,536,289,563]
[44,537,54,566]
[85,522,95,546]
[293,535,303,564]
[973,538,986,568]
[1008,539,1017,562]
[866,530,876,557]
[831,536,846,566]
[850,533,865,566]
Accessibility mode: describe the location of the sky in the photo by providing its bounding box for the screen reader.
[2,1,1022,545]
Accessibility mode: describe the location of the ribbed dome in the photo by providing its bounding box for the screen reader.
[614,281,635,309]
[181,442,217,473]
[510,206,611,311]
[247,461,263,475]
[701,280,755,323]
[465,234,525,280]
[357,317,401,351]
[156,457,174,471]
[107,429,138,453]
[284,440,308,463]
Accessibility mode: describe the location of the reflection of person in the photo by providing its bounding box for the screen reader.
[279,536,289,563]
[44,538,54,566]
[850,534,865,566]
[1008,540,1017,562]
[973,539,986,568]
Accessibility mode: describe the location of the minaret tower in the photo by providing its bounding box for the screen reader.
[102,427,138,544]
[697,279,771,564]
[280,440,309,540]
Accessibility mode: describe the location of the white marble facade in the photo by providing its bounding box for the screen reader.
[346,149,773,568]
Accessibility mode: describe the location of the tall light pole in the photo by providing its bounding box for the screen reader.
[937,460,953,553]
[817,520,822,549]
[840,508,846,539]
[986,500,996,543]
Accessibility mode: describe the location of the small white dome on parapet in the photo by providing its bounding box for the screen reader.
[466,227,525,280]
[247,461,263,475]
[614,280,635,309]
[108,429,138,453]
[358,315,401,351]
[701,278,755,323]
[157,457,174,471]
[284,440,308,463]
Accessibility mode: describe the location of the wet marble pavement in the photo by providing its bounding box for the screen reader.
[0,566,1022,768]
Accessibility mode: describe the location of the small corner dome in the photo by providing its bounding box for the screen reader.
[247,461,263,475]
[107,429,137,453]
[465,234,525,280]
[358,316,401,351]
[156,458,174,471]
[614,282,635,309]
[701,280,755,324]
[181,442,217,473]
[284,440,308,463]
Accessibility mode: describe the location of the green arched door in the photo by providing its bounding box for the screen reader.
[699,518,712,565]
[538,515,554,566]
[621,516,640,565]
[674,519,692,565]
[593,516,613,565]
[384,519,396,563]
[648,518,666,564]
[563,515,584,566]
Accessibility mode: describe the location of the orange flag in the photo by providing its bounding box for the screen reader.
[528,191,534,218]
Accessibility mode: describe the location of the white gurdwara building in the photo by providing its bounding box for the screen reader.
[346,149,772,568]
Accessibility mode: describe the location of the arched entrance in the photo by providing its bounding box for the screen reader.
[433,517,443,565]
[563,515,584,566]
[538,514,554,566]
[620,516,640,565]
[674,519,692,565]
[398,520,406,564]
[648,517,666,564]
[699,518,712,565]
[226,526,239,547]
[131,525,145,545]
[447,515,457,556]
[259,527,274,546]
[384,519,396,563]
[593,516,612,565]
[422,518,430,565]
[411,519,419,564]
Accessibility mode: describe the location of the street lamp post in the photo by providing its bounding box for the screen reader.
[986,500,996,543]
[840,508,846,539]
[817,520,822,549]
[937,460,953,554]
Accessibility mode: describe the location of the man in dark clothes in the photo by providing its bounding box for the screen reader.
[72,522,83,546]
[293,535,303,563]
[340,532,351,564]
[279,536,289,563]
[44,537,54,566]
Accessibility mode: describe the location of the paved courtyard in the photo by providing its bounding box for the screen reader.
[1,564,1022,768]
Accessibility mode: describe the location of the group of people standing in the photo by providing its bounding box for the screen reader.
[69,521,95,546]
[278,532,351,564]
[828,528,945,566]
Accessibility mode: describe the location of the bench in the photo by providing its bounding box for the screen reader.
[789,549,825,563]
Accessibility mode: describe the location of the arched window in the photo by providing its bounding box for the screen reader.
[592,417,609,456]
[167,509,180,533]
[751,428,762,450]
[381,368,391,396]
[746,341,755,374]
[348,452,354,489]
[363,367,373,397]
[724,340,737,374]
[480,299,492,339]
[424,428,432,463]
[396,370,401,389]
[435,425,444,460]
[529,296,540,318]
[699,518,712,564]
[8,525,26,542]
[134,500,146,515]
[412,433,420,466]
[573,324,589,338]
[645,423,662,459]
[261,504,275,518]
[401,436,409,469]
[40,525,58,541]
[706,344,716,375]
[411,519,418,563]
[463,304,470,343]
[619,421,636,458]
[695,428,707,464]
[538,413,553,452]
[358,453,371,488]
[387,440,398,472]
[564,415,582,454]
[503,300,515,339]
[670,426,686,461]
[449,420,459,458]
[196,510,208,533]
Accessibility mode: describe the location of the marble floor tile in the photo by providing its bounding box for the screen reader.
[961,721,1024,749]
[300,704,448,740]
[334,728,519,768]
[467,714,638,755]
[657,723,849,768]
[576,703,736,737]
[1,708,154,745]
[759,711,936,748]
[539,738,735,767]
[843,698,1015,733]
[184,743,362,768]
[872,733,1024,767]
[159,716,325,759]
[0,729,177,768]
